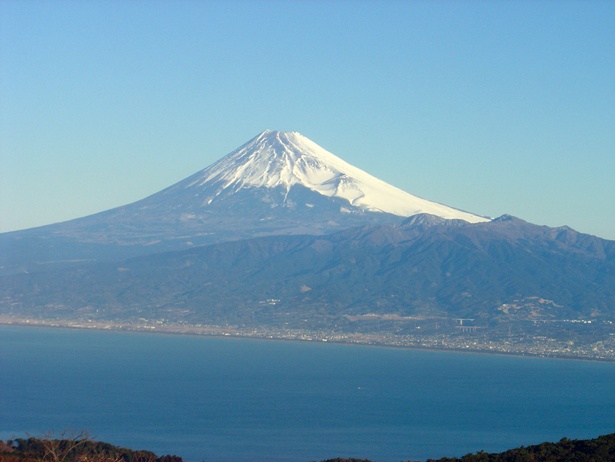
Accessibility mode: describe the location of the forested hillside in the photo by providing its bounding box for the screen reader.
[2,433,614,462]
[0,435,181,462]
[424,433,615,461]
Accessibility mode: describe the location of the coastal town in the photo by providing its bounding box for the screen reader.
[2,314,614,362]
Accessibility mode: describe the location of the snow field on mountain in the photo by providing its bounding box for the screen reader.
[187,130,489,223]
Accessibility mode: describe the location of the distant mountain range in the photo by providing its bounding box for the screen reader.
[1,130,613,353]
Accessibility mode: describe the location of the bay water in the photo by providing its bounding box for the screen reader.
[1,325,614,462]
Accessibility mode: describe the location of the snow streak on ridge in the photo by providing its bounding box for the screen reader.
[185,130,488,223]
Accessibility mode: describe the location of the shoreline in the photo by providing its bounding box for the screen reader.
[1,316,614,363]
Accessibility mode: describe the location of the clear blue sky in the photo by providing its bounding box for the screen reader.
[1,0,614,239]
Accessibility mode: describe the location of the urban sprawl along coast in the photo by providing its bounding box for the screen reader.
[2,315,614,362]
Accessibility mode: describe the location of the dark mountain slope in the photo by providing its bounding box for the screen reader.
[2,215,613,327]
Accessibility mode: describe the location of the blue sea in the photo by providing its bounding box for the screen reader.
[1,326,614,462]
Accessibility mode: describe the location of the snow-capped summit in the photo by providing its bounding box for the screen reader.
[174,130,487,223]
[1,130,489,268]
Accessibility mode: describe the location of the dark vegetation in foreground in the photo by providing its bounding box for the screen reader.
[430,433,615,461]
[0,432,181,462]
[1,432,615,462]
[320,433,615,462]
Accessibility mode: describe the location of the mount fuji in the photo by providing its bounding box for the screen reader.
[2,131,615,359]
[179,130,486,222]
[1,130,487,271]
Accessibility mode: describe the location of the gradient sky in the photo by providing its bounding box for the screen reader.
[1,0,614,239]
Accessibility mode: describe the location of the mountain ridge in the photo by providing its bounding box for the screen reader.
[0,130,487,272]
[3,213,613,325]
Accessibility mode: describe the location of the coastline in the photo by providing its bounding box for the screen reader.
[1,316,614,363]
